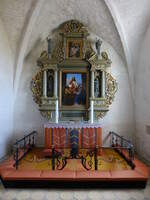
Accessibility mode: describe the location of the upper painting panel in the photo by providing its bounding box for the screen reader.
[66,39,83,59]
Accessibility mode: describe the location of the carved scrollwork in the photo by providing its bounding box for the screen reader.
[85,40,96,60]
[60,20,88,34]
[105,72,117,107]
[51,40,64,63]
[94,100,106,107]
[31,70,43,105]
[37,51,49,68]
[96,111,106,119]
[88,51,111,72]
[31,19,118,121]
[41,98,56,106]
[100,51,112,67]
[40,111,52,120]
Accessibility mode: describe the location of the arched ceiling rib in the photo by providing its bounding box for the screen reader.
[0,0,35,59]
[1,0,150,101]
[13,0,44,99]
[0,0,126,99]
[26,0,124,60]
[105,0,150,100]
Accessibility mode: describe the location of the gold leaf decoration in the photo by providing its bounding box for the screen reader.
[96,111,106,119]
[60,20,86,33]
[40,111,51,120]
[105,72,118,107]
[51,40,64,63]
[31,70,43,105]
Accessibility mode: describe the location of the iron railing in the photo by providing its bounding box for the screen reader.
[13,131,37,169]
[109,131,135,169]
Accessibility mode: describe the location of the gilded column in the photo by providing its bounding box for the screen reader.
[43,70,47,97]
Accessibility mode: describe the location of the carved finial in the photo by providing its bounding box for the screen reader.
[101,52,108,60]
[40,51,48,59]
[101,51,111,65]
[95,39,102,56]
[47,36,51,56]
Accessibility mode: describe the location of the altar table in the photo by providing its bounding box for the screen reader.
[44,123,102,152]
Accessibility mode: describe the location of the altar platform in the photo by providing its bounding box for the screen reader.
[0,147,149,188]
[0,129,149,188]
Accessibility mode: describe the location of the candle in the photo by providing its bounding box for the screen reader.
[55,100,59,123]
[90,100,94,124]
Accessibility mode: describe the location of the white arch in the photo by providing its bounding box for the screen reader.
[104,0,135,101]
[0,17,14,157]
[13,0,45,101]
[14,0,132,101]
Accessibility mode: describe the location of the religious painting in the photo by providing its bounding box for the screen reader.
[61,72,88,108]
[66,39,83,59]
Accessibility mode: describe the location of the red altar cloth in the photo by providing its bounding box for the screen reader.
[44,123,102,151]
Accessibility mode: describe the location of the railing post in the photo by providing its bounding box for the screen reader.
[94,145,98,170]
[52,145,55,170]
[109,132,112,146]
[13,131,37,170]
[32,134,35,147]
[129,146,134,161]
[24,136,26,154]
[121,136,123,147]
[112,135,115,147]
[29,135,31,146]
[16,144,19,170]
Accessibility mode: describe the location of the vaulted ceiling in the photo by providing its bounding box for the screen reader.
[0,0,150,99]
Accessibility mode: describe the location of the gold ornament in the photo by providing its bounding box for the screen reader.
[31,70,43,105]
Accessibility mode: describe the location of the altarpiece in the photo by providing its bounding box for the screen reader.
[31,20,117,123]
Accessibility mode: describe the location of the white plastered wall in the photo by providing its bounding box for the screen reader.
[13,33,134,146]
[0,18,13,158]
[0,0,140,157]
[135,23,150,162]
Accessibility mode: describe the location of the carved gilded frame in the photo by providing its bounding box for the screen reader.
[66,38,83,59]
[59,69,89,110]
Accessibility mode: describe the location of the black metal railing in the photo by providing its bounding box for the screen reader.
[109,131,135,169]
[13,131,37,169]
[51,146,99,171]
[12,130,135,171]
[50,131,135,171]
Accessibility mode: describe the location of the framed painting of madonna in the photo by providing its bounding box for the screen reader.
[60,70,89,109]
[66,39,83,59]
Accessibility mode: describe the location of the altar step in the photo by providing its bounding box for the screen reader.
[0,157,149,188]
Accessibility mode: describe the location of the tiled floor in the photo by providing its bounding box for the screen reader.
[0,179,149,200]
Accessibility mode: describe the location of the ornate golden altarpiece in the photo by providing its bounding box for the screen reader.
[31,20,117,123]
